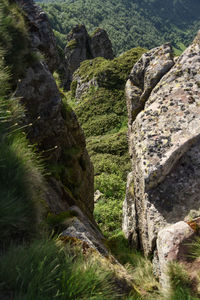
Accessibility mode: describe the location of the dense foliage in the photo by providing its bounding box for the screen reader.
[65,48,146,235]
[37,0,200,55]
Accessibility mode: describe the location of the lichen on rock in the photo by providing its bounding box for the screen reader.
[123,30,200,283]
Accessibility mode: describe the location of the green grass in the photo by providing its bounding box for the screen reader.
[189,237,200,258]
[0,132,44,245]
[94,173,125,234]
[65,48,146,236]
[0,1,45,246]
[0,238,123,300]
[106,232,161,298]
[2,2,200,300]
[66,38,78,49]
[0,0,41,86]
[167,262,199,300]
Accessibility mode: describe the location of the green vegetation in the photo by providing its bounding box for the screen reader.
[0,1,44,246]
[66,38,78,49]
[37,0,200,55]
[0,239,122,300]
[65,47,146,235]
[1,1,200,299]
[167,262,200,300]
[106,232,160,298]
[0,0,41,86]
[0,2,133,299]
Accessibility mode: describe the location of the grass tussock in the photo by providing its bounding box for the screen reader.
[0,1,45,246]
[0,239,122,300]
[189,237,200,259]
[167,262,199,300]
[106,232,160,298]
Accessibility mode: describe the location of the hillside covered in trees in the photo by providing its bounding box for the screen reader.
[36,0,200,54]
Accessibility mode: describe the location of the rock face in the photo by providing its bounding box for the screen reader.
[15,0,59,72]
[64,25,114,89]
[61,206,108,256]
[90,28,114,59]
[14,0,94,220]
[123,31,200,258]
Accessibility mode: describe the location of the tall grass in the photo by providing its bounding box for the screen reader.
[0,130,45,245]
[189,237,200,258]
[0,239,120,300]
[167,262,199,300]
[0,2,45,246]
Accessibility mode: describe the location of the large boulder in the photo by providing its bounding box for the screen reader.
[156,221,195,289]
[123,30,200,256]
[125,43,174,130]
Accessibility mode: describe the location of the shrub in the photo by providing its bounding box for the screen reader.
[66,48,146,236]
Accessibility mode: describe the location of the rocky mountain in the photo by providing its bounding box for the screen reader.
[1,0,200,298]
[63,24,114,89]
[123,30,200,288]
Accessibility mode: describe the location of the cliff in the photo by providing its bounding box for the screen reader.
[123,30,200,287]
[14,0,94,220]
[1,0,200,297]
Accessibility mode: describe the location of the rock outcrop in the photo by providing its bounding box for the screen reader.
[14,0,94,220]
[64,25,114,89]
[61,206,108,256]
[16,0,59,72]
[90,28,114,59]
[123,30,200,283]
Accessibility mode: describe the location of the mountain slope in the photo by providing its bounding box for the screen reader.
[64,47,146,234]
[36,0,200,54]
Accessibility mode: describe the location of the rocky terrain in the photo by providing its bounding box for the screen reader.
[1,0,200,298]
[15,0,95,221]
[63,25,114,89]
[123,30,200,287]
[67,47,145,235]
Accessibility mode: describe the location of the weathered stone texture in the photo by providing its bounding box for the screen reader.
[122,172,138,248]
[61,206,107,256]
[123,30,200,256]
[126,44,174,129]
